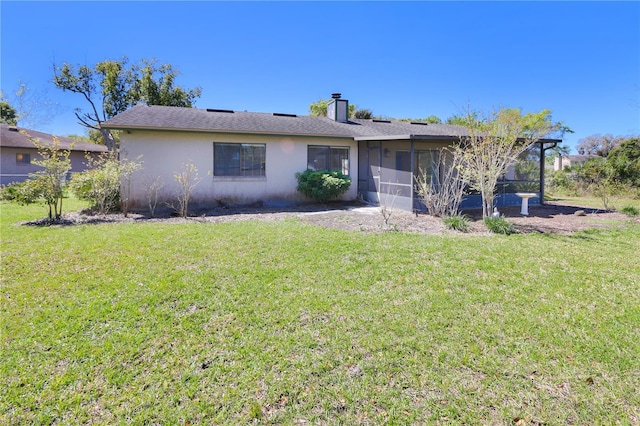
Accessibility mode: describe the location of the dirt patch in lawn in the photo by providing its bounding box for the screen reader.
[26,200,638,235]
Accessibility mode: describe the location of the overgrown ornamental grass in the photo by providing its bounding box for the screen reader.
[2,200,639,424]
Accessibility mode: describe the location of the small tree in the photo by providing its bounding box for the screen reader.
[13,134,72,220]
[171,162,202,217]
[376,183,401,231]
[143,175,165,217]
[454,108,566,218]
[578,158,616,210]
[414,148,467,217]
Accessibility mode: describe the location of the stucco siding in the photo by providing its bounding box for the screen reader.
[120,130,358,210]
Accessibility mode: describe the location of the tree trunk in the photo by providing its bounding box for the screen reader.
[100,128,116,152]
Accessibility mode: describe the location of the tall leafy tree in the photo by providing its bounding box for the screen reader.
[606,138,640,185]
[576,134,624,157]
[353,108,374,119]
[398,115,442,123]
[1,83,62,128]
[0,98,18,125]
[424,115,442,124]
[53,57,202,151]
[446,112,479,127]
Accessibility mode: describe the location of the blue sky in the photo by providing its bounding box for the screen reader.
[1,1,639,152]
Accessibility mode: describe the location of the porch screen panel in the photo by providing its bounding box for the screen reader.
[416,150,440,187]
[500,146,541,192]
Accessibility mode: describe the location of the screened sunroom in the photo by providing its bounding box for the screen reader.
[357,137,559,212]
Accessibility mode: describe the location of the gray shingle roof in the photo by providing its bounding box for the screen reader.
[101,105,470,140]
[1,123,108,152]
[563,154,599,161]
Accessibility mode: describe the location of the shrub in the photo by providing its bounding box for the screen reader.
[295,169,351,202]
[548,170,578,195]
[484,216,515,235]
[443,214,471,232]
[4,179,42,205]
[69,152,141,215]
[69,160,121,214]
[414,148,467,217]
[620,205,640,217]
[0,182,24,201]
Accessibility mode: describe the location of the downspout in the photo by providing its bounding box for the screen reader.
[540,141,559,205]
[410,139,415,212]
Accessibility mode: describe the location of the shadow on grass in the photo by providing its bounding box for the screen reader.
[461,203,612,220]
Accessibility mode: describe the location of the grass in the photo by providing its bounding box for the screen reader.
[483,216,515,235]
[548,193,640,211]
[2,199,640,424]
[621,205,640,217]
[442,214,471,233]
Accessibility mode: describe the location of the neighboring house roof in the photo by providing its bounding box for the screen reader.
[561,154,599,162]
[101,105,472,140]
[0,123,108,153]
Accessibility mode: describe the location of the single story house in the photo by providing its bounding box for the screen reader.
[101,94,560,212]
[554,154,599,171]
[1,123,108,185]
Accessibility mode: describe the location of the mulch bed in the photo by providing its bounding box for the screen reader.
[22,200,638,235]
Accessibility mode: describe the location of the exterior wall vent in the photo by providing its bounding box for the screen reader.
[327,93,349,123]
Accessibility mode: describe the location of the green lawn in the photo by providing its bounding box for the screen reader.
[548,193,640,211]
[2,200,639,424]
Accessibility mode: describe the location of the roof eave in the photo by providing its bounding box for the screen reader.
[535,138,563,144]
[353,134,462,141]
[102,124,355,140]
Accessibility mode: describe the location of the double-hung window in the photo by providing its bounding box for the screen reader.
[307,145,349,175]
[214,143,266,177]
